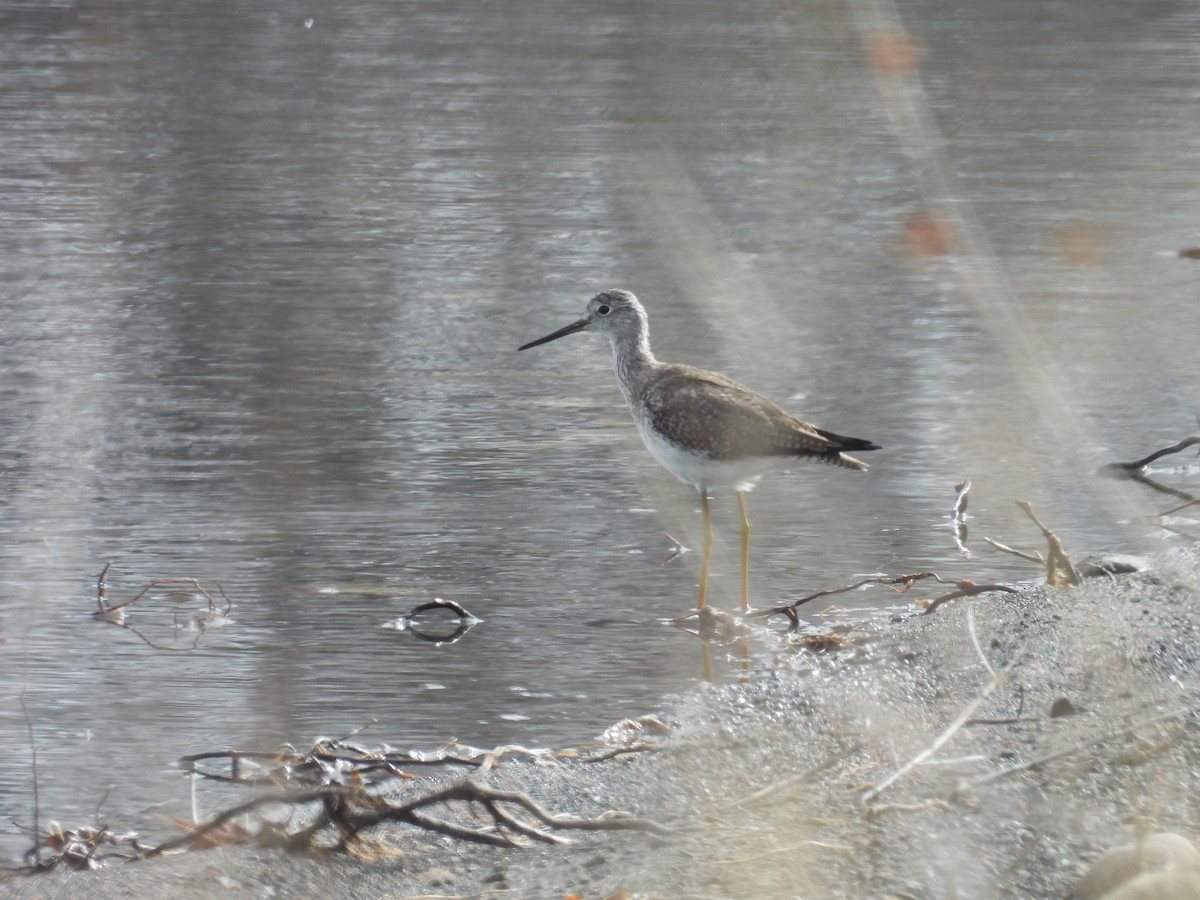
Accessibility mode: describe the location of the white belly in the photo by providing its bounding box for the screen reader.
[633,417,779,493]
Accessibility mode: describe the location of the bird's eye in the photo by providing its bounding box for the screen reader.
[597,304,611,316]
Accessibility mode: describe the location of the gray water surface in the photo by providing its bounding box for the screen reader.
[2,0,1199,860]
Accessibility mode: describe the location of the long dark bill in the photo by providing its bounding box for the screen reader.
[517,318,589,351]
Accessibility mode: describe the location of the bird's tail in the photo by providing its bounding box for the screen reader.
[814,428,881,471]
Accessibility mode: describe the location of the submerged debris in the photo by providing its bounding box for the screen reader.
[754,571,1017,629]
[1101,431,1200,541]
[950,479,972,558]
[383,597,482,645]
[92,564,231,651]
[12,726,671,873]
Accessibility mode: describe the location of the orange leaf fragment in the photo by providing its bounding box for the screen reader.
[1056,223,1106,265]
[866,33,920,74]
[902,210,955,257]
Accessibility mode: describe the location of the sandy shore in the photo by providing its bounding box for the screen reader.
[5,548,1199,899]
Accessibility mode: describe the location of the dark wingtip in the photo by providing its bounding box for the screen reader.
[832,435,881,454]
[812,426,879,454]
[819,432,879,471]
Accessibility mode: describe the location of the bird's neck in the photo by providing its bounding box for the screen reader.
[610,329,657,403]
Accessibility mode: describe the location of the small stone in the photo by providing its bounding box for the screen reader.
[1076,832,1200,898]
[1049,697,1081,718]
[421,867,455,886]
[1079,554,1151,578]
[1097,869,1200,900]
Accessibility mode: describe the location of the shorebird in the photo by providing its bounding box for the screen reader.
[518,289,879,612]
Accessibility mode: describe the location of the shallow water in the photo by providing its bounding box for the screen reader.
[1,0,1198,860]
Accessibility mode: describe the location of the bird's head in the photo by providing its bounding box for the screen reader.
[518,289,646,351]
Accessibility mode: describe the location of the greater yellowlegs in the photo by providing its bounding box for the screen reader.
[518,289,880,613]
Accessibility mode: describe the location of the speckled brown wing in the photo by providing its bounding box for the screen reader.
[640,365,877,468]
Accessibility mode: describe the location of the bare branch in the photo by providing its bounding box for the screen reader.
[1110,436,1200,471]
[754,572,952,626]
[966,707,1192,790]
[923,581,1019,615]
[982,537,1044,564]
[1016,500,1080,586]
[863,649,1024,804]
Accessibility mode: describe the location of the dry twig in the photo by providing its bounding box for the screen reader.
[1015,500,1080,586]
[184,740,523,788]
[983,503,1080,586]
[755,572,940,627]
[1100,433,1200,510]
[753,572,1017,627]
[659,530,689,566]
[23,725,670,872]
[154,779,669,857]
[966,606,994,677]
[922,580,1019,614]
[715,743,863,813]
[966,707,1192,791]
[1110,436,1200,471]
[982,537,1043,565]
[862,649,1024,804]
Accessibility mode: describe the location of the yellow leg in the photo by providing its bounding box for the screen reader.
[697,491,714,610]
[737,490,752,612]
[699,642,715,682]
